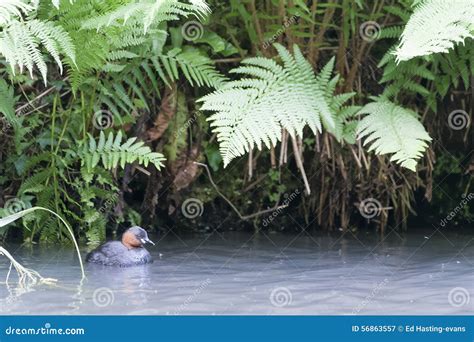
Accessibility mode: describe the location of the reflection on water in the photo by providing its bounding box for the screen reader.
[0,230,473,315]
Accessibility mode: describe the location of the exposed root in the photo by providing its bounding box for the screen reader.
[0,247,57,287]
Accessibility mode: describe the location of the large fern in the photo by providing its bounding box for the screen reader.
[395,0,474,61]
[356,101,432,171]
[199,44,336,167]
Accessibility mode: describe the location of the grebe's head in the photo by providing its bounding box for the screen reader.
[122,226,155,249]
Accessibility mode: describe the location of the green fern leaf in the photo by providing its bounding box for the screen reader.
[0,19,75,82]
[199,44,336,167]
[81,131,166,172]
[356,101,432,171]
[81,0,210,34]
[0,1,32,26]
[0,79,16,126]
[395,0,474,61]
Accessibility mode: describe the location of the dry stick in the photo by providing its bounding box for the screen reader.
[311,0,336,65]
[22,90,72,116]
[297,136,304,160]
[277,0,286,45]
[194,162,288,220]
[349,145,363,169]
[248,147,253,180]
[307,0,319,62]
[291,136,311,195]
[15,77,69,114]
[214,57,243,64]
[270,146,276,168]
[279,130,287,166]
[249,0,267,55]
[345,0,388,92]
[243,174,267,193]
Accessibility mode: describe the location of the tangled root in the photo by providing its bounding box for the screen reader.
[0,246,57,287]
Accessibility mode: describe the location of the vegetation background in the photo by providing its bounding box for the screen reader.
[0,0,472,246]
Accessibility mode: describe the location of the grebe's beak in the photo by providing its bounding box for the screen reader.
[141,238,155,245]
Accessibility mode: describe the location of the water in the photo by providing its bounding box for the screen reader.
[0,230,472,315]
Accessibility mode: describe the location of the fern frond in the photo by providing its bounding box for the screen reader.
[395,0,474,61]
[81,131,166,171]
[155,48,227,88]
[199,44,336,167]
[0,0,32,25]
[356,101,432,171]
[0,79,17,126]
[81,0,210,33]
[0,19,75,82]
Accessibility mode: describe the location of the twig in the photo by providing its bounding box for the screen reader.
[22,90,72,116]
[15,77,69,114]
[248,147,253,180]
[213,57,243,64]
[291,136,311,195]
[194,162,288,220]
